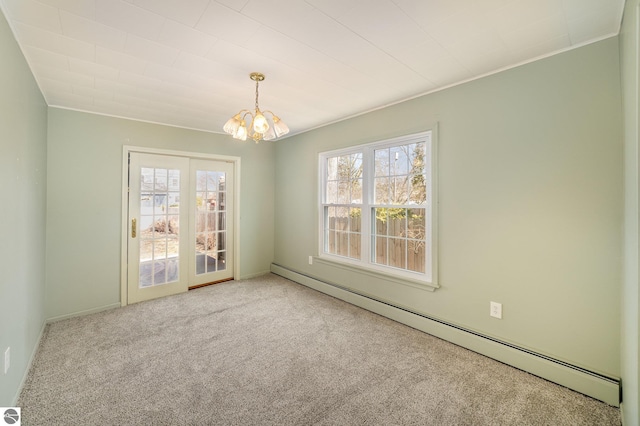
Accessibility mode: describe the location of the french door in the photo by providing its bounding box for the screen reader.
[127,153,234,304]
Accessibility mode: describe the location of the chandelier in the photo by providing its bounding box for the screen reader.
[223,72,289,143]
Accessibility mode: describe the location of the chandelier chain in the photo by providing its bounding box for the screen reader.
[255,79,260,111]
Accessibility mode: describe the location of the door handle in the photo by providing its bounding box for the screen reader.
[131,218,137,238]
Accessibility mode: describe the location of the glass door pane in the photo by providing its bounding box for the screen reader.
[189,160,234,287]
[127,153,189,304]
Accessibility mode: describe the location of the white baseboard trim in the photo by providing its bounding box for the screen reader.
[12,320,47,406]
[271,263,621,407]
[46,303,121,323]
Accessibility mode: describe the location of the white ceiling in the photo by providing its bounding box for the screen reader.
[0,0,625,138]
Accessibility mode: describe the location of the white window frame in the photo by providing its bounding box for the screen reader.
[318,128,438,290]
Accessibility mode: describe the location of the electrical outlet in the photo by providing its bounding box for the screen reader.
[4,347,9,374]
[308,256,313,265]
[490,302,502,319]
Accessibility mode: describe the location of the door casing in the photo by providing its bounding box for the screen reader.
[120,146,241,307]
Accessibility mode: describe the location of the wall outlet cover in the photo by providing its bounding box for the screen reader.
[4,347,9,374]
[490,302,502,319]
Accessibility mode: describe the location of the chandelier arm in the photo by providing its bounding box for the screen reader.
[240,111,254,121]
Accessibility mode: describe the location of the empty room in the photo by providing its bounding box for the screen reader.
[0,0,638,424]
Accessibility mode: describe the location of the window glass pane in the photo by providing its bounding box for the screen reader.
[154,169,167,190]
[349,234,361,260]
[407,240,425,273]
[218,231,226,251]
[375,148,389,177]
[387,209,407,238]
[350,208,361,233]
[219,192,226,210]
[327,206,337,231]
[207,171,218,191]
[388,238,407,269]
[327,228,336,254]
[151,218,167,237]
[336,231,349,257]
[196,170,207,191]
[392,177,408,204]
[166,258,179,282]
[218,251,227,271]
[218,212,226,232]
[336,207,349,231]
[410,174,427,204]
[153,194,167,215]
[352,178,362,203]
[409,142,426,174]
[153,239,167,261]
[390,145,409,175]
[168,169,180,191]
[374,208,388,236]
[168,192,180,213]
[153,260,167,285]
[141,168,154,190]
[337,181,349,204]
[326,181,338,204]
[167,234,180,259]
[375,177,390,204]
[338,155,352,180]
[327,157,338,180]
[407,209,426,237]
[139,215,153,235]
[375,236,387,265]
[205,212,216,232]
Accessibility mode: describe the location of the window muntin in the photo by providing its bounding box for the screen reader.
[320,131,436,286]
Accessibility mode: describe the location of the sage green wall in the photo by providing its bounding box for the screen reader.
[45,109,275,319]
[620,0,640,422]
[0,10,47,405]
[274,38,622,379]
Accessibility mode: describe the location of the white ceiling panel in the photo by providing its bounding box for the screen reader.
[68,58,118,84]
[156,19,218,57]
[195,1,261,44]
[94,0,164,40]
[2,0,61,33]
[13,22,94,60]
[0,0,625,137]
[130,0,210,28]
[59,10,126,51]
[123,33,180,67]
[95,45,147,75]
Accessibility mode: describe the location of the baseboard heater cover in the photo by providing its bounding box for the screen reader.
[270,263,620,407]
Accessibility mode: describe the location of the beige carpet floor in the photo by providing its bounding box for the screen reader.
[18,273,620,425]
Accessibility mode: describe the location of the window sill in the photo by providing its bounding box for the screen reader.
[314,256,439,292]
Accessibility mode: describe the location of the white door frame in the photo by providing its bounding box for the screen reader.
[120,145,241,307]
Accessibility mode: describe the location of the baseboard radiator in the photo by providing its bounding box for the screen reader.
[270,263,621,407]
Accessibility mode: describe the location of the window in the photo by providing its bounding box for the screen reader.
[319,130,437,288]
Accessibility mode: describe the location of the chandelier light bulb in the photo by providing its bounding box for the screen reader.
[223,113,241,134]
[272,116,290,137]
[233,121,248,141]
[253,110,269,134]
[263,124,276,141]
